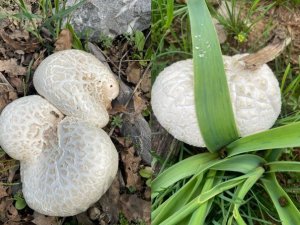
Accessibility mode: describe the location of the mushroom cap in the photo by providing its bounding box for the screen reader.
[33,49,119,128]
[0,95,63,161]
[0,96,118,216]
[151,54,281,147]
[22,117,118,216]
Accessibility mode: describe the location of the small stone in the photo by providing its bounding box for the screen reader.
[88,207,101,221]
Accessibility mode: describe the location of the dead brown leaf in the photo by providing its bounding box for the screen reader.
[121,147,142,190]
[133,92,147,115]
[99,174,121,224]
[32,50,46,70]
[0,59,26,76]
[9,29,30,41]
[126,62,141,84]
[140,71,151,94]
[0,72,18,112]
[241,36,291,69]
[114,137,133,148]
[0,186,8,199]
[32,212,58,225]
[5,200,20,221]
[119,194,150,224]
[8,77,23,94]
[144,187,151,201]
[54,29,73,52]
[0,30,40,53]
[109,103,127,115]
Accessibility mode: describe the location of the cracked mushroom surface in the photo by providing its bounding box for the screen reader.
[151,54,281,147]
[33,49,119,128]
[0,49,120,216]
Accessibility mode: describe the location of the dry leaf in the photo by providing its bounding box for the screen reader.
[126,62,141,84]
[8,77,23,94]
[32,212,58,225]
[119,194,150,224]
[0,84,17,112]
[0,186,8,198]
[121,147,142,190]
[133,92,147,115]
[99,174,121,224]
[0,59,26,76]
[54,29,73,52]
[0,30,40,53]
[0,72,18,111]
[5,201,19,221]
[114,137,133,148]
[140,71,151,94]
[32,49,46,70]
[109,103,127,115]
[240,37,291,69]
[144,187,151,201]
[9,29,30,41]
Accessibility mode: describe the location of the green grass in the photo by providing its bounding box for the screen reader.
[5,0,85,51]
[151,0,300,224]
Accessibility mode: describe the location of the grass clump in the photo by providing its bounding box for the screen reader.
[151,1,300,224]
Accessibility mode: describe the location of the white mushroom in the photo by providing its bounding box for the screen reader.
[0,96,118,216]
[0,49,120,216]
[33,49,119,128]
[151,54,281,147]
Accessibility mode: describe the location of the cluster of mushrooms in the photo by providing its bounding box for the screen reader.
[151,54,282,147]
[0,51,282,216]
[0,50,119,216]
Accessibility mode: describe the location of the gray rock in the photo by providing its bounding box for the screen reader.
[66,0,151,40]
[87,42,152,165]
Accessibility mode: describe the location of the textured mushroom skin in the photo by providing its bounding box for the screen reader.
[0,96,118,216]
[21,117,118,216]
[0,96,63,161]
[33,49,119,128]
[151,55,281,147]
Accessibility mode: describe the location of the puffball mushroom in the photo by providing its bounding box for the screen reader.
[151,54,281,147]
[0,49,120,216]
[33,49,119,128]
[0,96,118,216]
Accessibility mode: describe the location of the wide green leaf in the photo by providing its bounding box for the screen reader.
[188,0,239,152]
[261,173,300,225]
[227,122,300,156]
[211,154,265,173]
[152,153,218,197]
[232,167,265,224]
[159,173,253,225]
[266,161,300,173]
[188,170,217,225]
[152,174,204,225]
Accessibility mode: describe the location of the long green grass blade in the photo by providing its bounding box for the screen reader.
[188,0,239,152]
[164,0,174,29]
[152,153,218,197]
[43,0,85,26]
[211,155,265,173]
[261,173,300,225]
[227,122,300,156]
[266,161,300,173]
[232,167,265,224]
[152,174,203,225]
[152,154,264,199]
[160,174,250,225]
[188,170,217,225]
